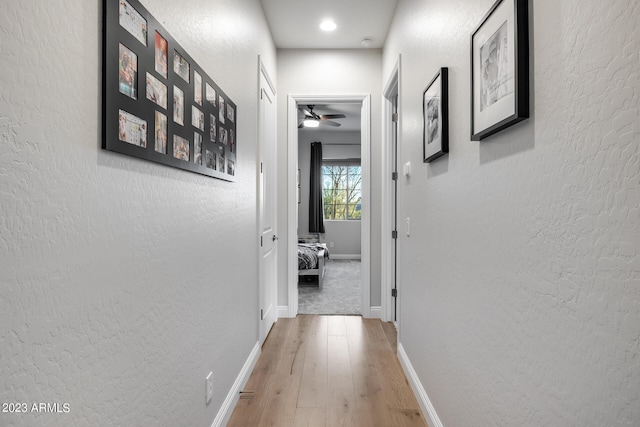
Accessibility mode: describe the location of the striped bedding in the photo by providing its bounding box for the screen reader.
[297,243,329,270]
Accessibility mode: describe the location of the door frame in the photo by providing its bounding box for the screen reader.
[257,56,277,345]
[287,93,371,317]
[382,56,401,324]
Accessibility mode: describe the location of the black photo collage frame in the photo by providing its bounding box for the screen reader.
[103,0,237,181]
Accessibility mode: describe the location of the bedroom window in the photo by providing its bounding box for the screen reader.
[321,162,362,220]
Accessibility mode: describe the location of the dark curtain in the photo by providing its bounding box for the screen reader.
[309,142,325,233]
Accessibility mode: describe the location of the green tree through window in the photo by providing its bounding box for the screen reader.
[322,163,362,220]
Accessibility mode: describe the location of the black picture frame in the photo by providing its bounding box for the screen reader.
[103,0,238,181]
[423,67,449,163]
[470,0,529,141]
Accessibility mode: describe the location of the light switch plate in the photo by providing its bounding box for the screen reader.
[403,161,411,177]
[206,372,213,404]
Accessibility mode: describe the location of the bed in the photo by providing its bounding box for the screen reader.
[298,235,329,289]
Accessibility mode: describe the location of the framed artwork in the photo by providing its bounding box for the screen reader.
[103,0,237,181]
[471,0,529,141]
[423,67,449,163]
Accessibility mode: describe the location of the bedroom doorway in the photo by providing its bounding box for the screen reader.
[287,94,371,317]
[297,105,362,314]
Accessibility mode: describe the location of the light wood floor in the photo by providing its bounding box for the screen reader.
[227,315,427,427]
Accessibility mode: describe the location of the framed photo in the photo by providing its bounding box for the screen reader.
[205,83,216,107]
[119,0,147,46]
[194,71,203,105]
[173,50,190,83]
[192,105,204,131]
[145,72,167,109]
[118,43,138,99]
[154,31,168,78]
[423,67,448,163]
[154,111,167,153]
[103,0,237,181]
[471,0,529,141]
[173,85,184,125]
[173,135,189,161]
[118,109,147,147]
[206,150,217,170]
[194,132,203,165]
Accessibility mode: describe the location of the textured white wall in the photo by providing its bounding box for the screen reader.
[0,0,275,426]
[277,49,383,308]
[384,0,640,425]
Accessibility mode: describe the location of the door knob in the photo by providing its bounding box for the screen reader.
[272,235,279,242]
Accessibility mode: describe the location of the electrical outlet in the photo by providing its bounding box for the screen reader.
[206,372,213,404]
[330,241,334,248]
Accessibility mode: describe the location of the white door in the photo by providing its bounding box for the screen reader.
[258,66,277,345]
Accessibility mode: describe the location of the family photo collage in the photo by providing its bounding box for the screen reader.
[105,0,237,180]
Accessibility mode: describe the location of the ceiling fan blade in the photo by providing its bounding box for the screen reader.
[298,122,304,128]
[321,120,341,127]
[299,106,312,116]
[320,114,346,120]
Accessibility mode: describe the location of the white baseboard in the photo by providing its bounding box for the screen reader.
[369,306,382,319]
[329,254,361,260]
[397,343,443,427]
[211,341,261,427]
[278,306,291,318]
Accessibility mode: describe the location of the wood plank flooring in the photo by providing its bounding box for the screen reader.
[227,315,427,427]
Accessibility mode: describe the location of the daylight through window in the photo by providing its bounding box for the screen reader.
[322,162,362,220]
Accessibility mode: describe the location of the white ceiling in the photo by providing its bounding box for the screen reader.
[260,0,398,49]
[262,0,394,133]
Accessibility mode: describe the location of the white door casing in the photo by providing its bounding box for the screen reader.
[286,94,371,318]
[382,56,401,325]
[258,60,277,345]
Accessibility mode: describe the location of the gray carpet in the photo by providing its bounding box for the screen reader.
[298,259,361,315]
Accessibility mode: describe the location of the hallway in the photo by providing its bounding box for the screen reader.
[227,315,427,426]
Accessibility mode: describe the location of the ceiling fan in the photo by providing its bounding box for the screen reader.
[298,105,346,128]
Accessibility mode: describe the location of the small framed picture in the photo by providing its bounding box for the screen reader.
[194,132,203,165]
[192,106,204,131]
[218,147,225,171]
[194,71,203,105]
[173,50,190,83]
[471,0,529,140]
[423,67,448,163]
[119,0,147,46]
[173,86,184,125]
[118,43,138,99]
[218,95,225,124]
[146,72,167,109]
[118,109,147,147]
[154,111,167,154]
[205,149,217,170]
[205,83,216,107]
[209,114,217,142]
[227,104,235,123]
[173,134,189,161]
[154,31,168,78]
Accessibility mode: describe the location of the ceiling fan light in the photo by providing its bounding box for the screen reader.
[303,118,320,128]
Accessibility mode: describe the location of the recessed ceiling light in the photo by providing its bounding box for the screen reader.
[320,20,337,32]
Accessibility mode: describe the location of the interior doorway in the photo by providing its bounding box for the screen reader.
[287,94,372,318]
[297,103,362,315]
